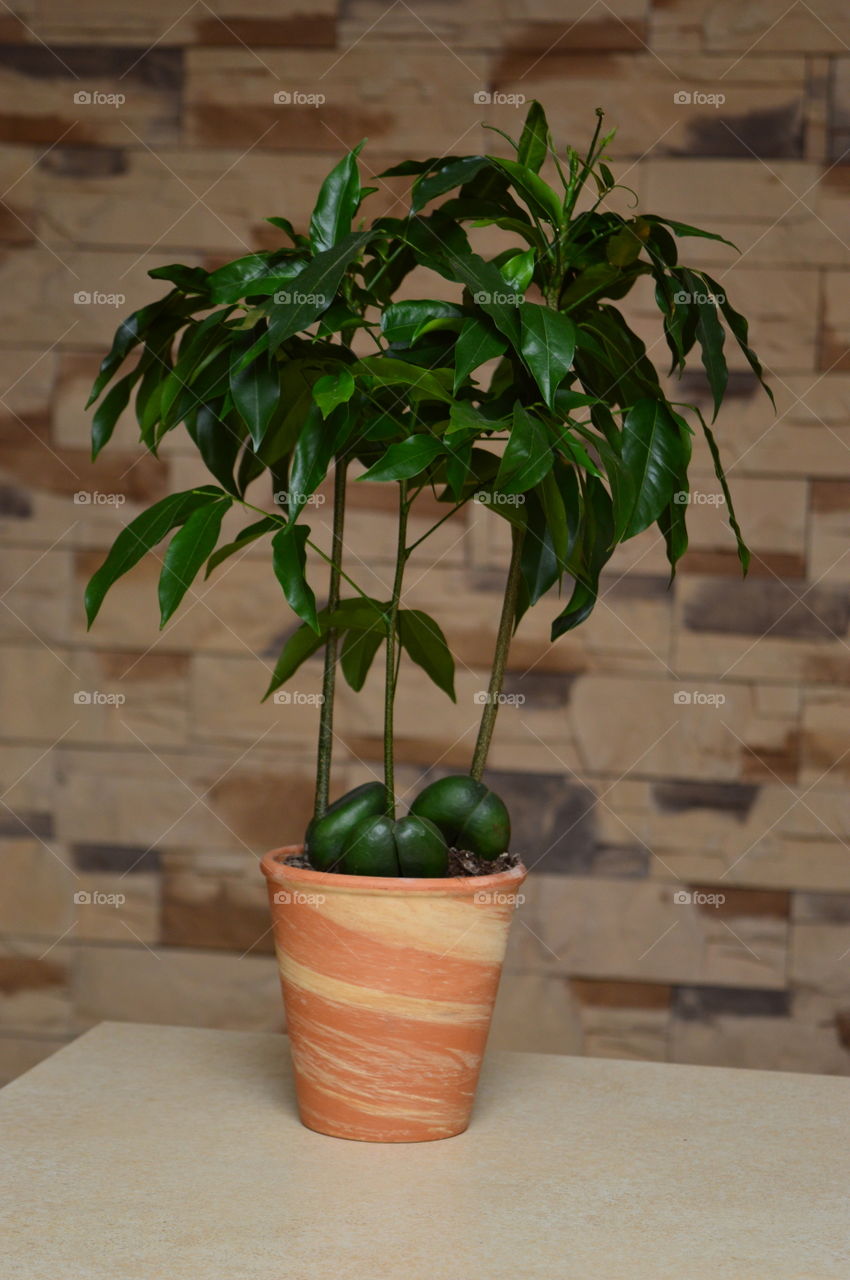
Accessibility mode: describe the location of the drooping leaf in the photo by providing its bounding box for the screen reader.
[551,476,615,638]
[696,408,750,574]
[91,370,137,459]
[205,515,278,578]
[398,609,456,700]
[702,271,775,408]
[229,344,280,448]
[619,398,690,539]
[411,156,489,211]
[520,303,577,409]
[158,496,231,626]
[190,403,243,494]
[272,523,319,633]
[487,156,563,226]
[340,616,385,691]
[287,403,343,518]
[263,618,327,699]
[85,487,225,627]
[263,230,378,355]
[496,402,553,494]
[353,356,454,403]
[644,215,739,252]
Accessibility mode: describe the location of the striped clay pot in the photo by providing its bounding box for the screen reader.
[260,845,527,1143]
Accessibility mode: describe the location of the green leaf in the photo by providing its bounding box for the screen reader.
[205,515,278,578]
[87,293,183,407]
[381,300,463,346]
[287,403,341,518]
[551,476,615,638]
[312,366,355,418]
[229,345,280,448]
[353,356,454,403]
[702,271,774,408]
[500,248,535,293]
[91,370,136,459]
[520,303,577,409]
[487,156,563,226]
[517,100,549,173]
[340,618,385,691]
[272,523,319,633]
[453,316,507,392]
[207,253,278,305]
[158,497,231,626]
[398,609,456,700]
[657,487,689,579]
[85,487,225,627]
[644,215,739,252]
[148,262,209,293]
[265,230,377,354]
[190,404,243,495]
[619,398,690,538]
[411,156,489,211]
[359,434,444,483]
[696,408,750,574]
[496,402,553,494]
[309,142,364,254]
[413,245,522,349]
[263,619,326,699]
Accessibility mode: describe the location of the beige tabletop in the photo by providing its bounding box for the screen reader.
[1,1022,848,1279]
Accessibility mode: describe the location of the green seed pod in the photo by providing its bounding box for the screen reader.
[304,782,387,871]
[340,815,400,876]
[409,776,510,859]
[394,814,449,877]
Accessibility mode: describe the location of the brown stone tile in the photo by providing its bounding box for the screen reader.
[571,979,673,1011]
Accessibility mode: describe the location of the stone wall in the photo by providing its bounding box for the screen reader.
[1,0,849,1083]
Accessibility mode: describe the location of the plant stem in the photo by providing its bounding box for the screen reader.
[470,523,525,782]
[313,457,348,820]
[383,479,409,817]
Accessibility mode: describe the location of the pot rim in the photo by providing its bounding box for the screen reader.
[260,844,527,896]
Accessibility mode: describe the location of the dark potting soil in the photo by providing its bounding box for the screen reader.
[281,849,521,877]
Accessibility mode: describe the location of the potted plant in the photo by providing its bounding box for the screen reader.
[84,101,770,1142]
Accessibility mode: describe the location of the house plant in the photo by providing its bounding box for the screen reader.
[84,101,770,1141]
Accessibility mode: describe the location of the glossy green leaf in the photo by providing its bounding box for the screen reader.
[359,434,444,483]
[272,523,319,633]
[644,215,738,252]
[487,156,563,226]
[264,230,377,355]
[341,619,385,691]
[500,248,535,294]
[520,303,577,409]
[263,618,327,699]
[191,403,243,494]
[411,156,489,211]
[551,476,615,638]
[453,316,507,392]
[85,487,224,627]
[517,100,549,173]
[91,370,136,459]
[398,609,456,700]
[702,271,775,408]
[696,408,750,574]
[229,345,280,448]
[353,357,453,403]
[205,515,278,578]
[496,402,553,495]
[619,398,690,538]
[309,142,364,254]
[312,366,355,418]
[381,300,463,346]
[158,496,231,625]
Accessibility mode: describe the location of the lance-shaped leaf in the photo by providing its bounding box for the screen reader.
[91,369,137,459]
[272,523,319,633]
[453,316,507,392]
[260,230,377,356]
[702,270,775,408]
[381,299,463,346]
[619,398,690,538]
[398,609,456,700]
[551,476,615,638]
[657,485,689,580]
[520,303,577,409]
[411,156,489,211]
[695,407,750,574]
[312,366,355,418]
[643,215,738,252]
[190,403,243,494]
[229,344,280,448]
[158,496,231,626]
[517,99,549,173]
[85,487,225,627]
[341,623,385,692]
[263,618,327,700]
[359,434,445,483]
[353,356,453,403]
[205,515,278,578]
[309,141,365,254]
[287,403,342,519]
[496,402,553,494]
[86,292,184,408]
[487,156,563,226]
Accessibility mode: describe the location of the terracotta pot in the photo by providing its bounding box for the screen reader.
[261,845,527,1143]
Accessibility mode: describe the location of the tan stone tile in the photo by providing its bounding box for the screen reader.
[791,921,850,999]
[68,650,190,749]
[33,0,336,45]
[801,688,850,785]
[821,269,850,372]
[0,643,76,742]
[0,546,72,643]
[0,939,72,1032]
[161,848,271,954]
[0,841,74,937]
[72,871,159,944]
[72,944,283,1032]
[670,1015,849,1074]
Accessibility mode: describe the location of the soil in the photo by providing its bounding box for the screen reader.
[282,848,522,876]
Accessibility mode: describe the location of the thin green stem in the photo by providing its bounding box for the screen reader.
[405,497,469,555]
[470,523,525,782]
[383,480,409,816]
[313,457,348,820]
